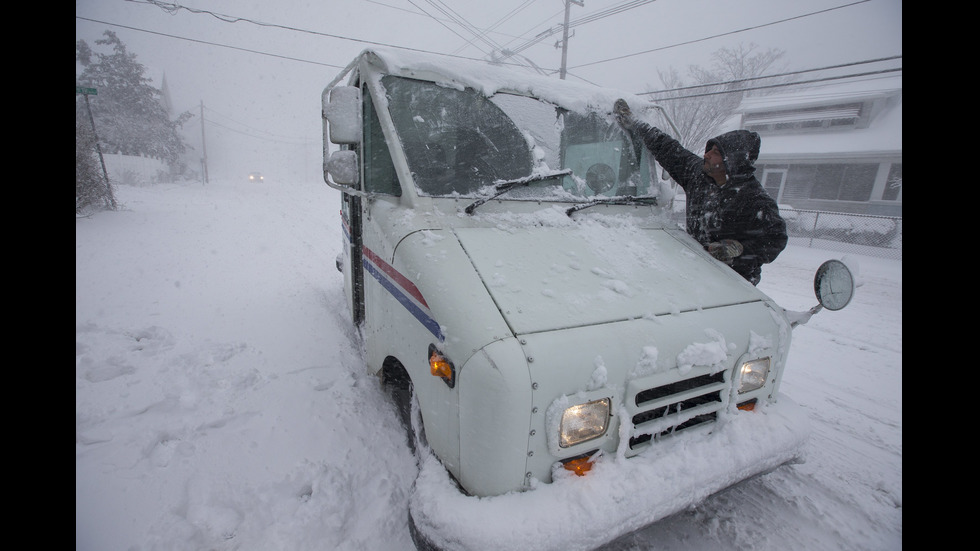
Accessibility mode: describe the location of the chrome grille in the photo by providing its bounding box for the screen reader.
[626,369,729,452]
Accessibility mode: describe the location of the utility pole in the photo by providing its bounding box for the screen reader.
[200,101,209,184]
[559,0,584,80]
[77,86,116,209]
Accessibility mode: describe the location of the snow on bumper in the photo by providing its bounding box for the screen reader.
[409,395,810,551]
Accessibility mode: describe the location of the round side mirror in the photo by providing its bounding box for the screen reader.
[813,259,854,311]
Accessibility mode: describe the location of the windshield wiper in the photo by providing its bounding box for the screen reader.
[464,169,573,214]
[565,195,658,216]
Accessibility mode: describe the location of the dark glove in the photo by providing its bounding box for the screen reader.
[707,239,744,263]
[613,98,635,130]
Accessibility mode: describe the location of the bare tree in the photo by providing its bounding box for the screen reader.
[650,43,790,151]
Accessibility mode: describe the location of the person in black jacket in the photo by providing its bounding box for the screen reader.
[614,99,787,285]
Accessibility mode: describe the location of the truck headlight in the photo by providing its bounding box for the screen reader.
[737,357,770,394]
[559,398,611,447]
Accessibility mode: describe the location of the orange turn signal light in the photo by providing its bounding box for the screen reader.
[562,457,594,476]
[429,350,452,378]
[427,344,455,388]
[737,400,756,411]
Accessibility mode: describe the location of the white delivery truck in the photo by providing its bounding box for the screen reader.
[322,48,854,551]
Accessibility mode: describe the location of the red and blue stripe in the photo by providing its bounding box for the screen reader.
[342,215,444,341]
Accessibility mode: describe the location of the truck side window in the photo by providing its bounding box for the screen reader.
[362,83,401,196]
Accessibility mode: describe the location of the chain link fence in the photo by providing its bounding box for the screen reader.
[780,208,902,260]
[669,204,902,261]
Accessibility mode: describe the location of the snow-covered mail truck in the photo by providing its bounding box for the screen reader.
[321,48,854,551]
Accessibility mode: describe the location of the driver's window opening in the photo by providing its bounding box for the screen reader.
[363,81,401,196]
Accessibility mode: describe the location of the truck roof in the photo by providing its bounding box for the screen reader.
[334,47,661,116]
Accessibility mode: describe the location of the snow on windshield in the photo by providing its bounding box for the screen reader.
[383,75,658,201]
[361,48,673,202]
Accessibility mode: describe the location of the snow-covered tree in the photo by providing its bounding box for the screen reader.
[76,113,112,214]
[76,31,191,164]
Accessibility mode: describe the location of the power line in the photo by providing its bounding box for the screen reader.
[647,67,901,102]
[451,0,539,55]
[497,0,657,60]
[408,0,494,54]
[76,16,347,69]
[202,116,312,145]
[202,105,313,144]
[123,0,480,59]
[641,55,902,96]
[358,0,546,73]
[568,0,873,70]
[111,0,885,87]
[493,3,565,54]
[84,1,547,71]
[81,2,898,100]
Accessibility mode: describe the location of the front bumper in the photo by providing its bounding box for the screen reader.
[409,395,810,551]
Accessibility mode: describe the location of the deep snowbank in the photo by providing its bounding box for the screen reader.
[76,179,901,550]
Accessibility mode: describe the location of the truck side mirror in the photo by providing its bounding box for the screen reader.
[323,86,362,145]
[813,259,854,311]
[326,150,359,186]
[786,259,855,328]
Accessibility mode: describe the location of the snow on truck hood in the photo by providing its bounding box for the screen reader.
[454,223,763,336]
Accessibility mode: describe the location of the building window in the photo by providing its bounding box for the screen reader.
[743,102,863,133]
[838,164,877,201]
[882,163,902,201]
[785,163,877,202]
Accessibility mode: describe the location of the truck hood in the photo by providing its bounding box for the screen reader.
[454,224,763,335]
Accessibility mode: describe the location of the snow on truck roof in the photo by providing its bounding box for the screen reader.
[335,47,658,115]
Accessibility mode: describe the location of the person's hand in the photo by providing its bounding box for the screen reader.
[614,98,634,130]
[707,239,743,263]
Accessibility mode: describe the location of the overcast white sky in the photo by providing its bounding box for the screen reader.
[75,0,902,182]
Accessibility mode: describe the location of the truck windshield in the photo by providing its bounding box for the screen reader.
[381,75,656,202]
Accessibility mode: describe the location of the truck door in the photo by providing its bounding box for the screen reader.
[341,81,402,330]
[341,190,364,326]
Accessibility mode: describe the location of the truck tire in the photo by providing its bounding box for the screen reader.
[384,360,450,551]
[382,359,425,454]
[408,507,442,551]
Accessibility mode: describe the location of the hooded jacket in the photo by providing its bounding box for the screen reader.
[629,124,787,285]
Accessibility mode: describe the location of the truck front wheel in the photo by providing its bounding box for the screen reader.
[382,358,426,454]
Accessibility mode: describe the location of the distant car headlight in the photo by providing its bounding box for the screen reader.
[737,357,771,394]
[559,398,611,447]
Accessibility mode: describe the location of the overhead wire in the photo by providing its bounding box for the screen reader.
[498,0,657,59]
[646,67,901,101]
[640,55,902,100]
[404,0,544,72]
[425,0,496,52]
[402,0,492,56]
[450,0,539,55]
[202,105,313,145]
[202,116,312,145]
[84,0,895,98]
[76,15,347,69]
[568,0,873,70]
[116,0,538,70]
[643,55,901,95]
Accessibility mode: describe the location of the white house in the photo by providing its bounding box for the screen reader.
[734,74,902,217]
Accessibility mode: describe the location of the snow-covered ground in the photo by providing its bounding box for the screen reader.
[76,179,901,550]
